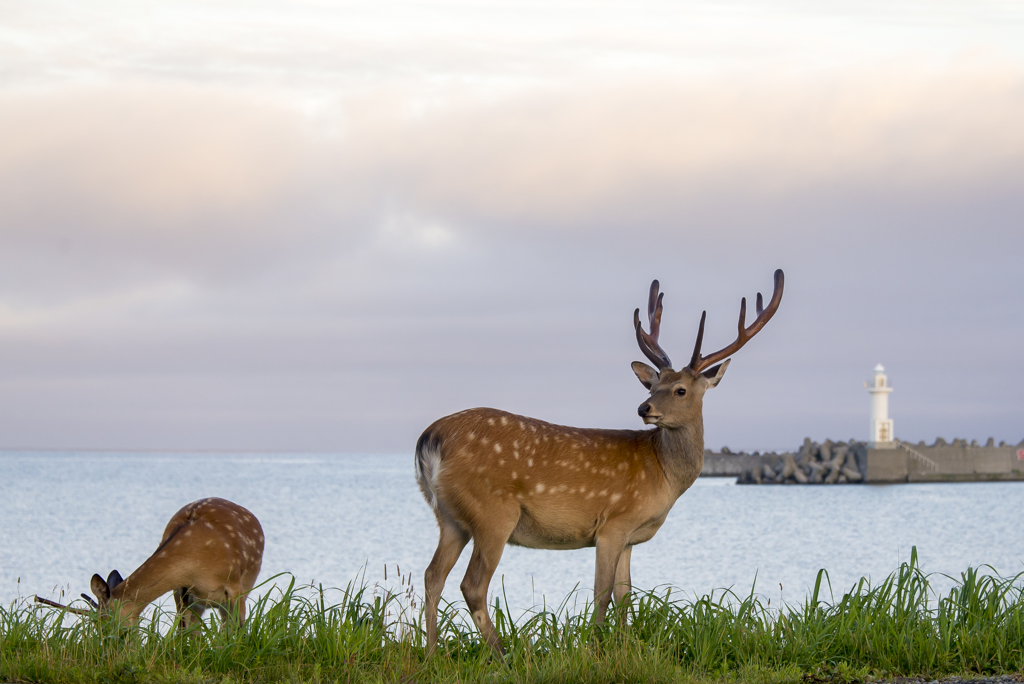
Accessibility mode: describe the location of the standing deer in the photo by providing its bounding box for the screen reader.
[415,270,784,655]
[86,497,264,629]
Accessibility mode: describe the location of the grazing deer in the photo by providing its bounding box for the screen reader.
[86,497,264,629]
[416,270,784,655]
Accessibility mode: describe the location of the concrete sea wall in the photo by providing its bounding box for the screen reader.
[702,437,1024,484]
[865,438,1024,483]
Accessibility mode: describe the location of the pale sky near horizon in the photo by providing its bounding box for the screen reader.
[1,1,1022,452]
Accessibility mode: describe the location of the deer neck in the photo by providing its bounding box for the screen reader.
[110,558,173,620]
[653,421,704,495]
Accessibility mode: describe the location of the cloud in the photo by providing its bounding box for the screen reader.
[7,62,1023,242]
[348,66,1024,233]
[1,24,1023,450]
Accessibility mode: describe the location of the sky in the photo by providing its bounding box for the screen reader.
[1,0,1022,453]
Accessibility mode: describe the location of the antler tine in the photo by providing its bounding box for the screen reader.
[647,281,662,338]
[688,310,706,369]
[634,280,673,370]
[81,593,99,609]
[688,269,784,373]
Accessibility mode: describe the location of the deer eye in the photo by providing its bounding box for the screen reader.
[675,387,686,396]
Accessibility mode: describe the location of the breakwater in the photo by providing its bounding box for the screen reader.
[702,437,1024,484]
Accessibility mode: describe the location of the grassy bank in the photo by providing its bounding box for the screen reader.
[3,550,1023,683]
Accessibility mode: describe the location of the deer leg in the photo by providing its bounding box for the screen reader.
[231,593,247,626]
[461,524,516,656]
[220,586,247,629]
[593,529,630,626]
[174,588,203,632]
[173,588,188,631]
[613,544,633,608]
[215,605,230,630]
[216,592,246,631]
[424,520,469,656]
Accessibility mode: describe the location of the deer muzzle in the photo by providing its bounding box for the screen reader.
[637,402,661,424]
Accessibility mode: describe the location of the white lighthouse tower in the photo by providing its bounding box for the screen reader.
[866,364,894,448]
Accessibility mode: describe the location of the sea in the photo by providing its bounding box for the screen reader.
[2,450,1023,620]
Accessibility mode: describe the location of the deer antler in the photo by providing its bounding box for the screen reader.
[34,595,92,616]
[634,280,673,370]
[688,269,784,372]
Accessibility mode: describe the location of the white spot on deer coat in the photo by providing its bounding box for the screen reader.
[535,483,545,493]
[493,443,502,453]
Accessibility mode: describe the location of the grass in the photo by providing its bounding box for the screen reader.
[2,549,1023,683]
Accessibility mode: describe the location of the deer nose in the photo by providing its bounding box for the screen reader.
[638,403,652,418]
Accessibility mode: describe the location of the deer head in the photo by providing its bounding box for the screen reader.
[631,270,784,429]
[88,570,124,612]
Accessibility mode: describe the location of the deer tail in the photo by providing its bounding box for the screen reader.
[415,429,444,511]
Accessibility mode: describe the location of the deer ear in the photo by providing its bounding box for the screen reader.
[702,359,730,388]
[91,574,110,603]
[106,570,124,592]
[632,361,659,389]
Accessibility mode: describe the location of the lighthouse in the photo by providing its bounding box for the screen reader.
[865,364,894,448]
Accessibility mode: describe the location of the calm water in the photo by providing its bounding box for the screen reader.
[2,451,1023,618]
